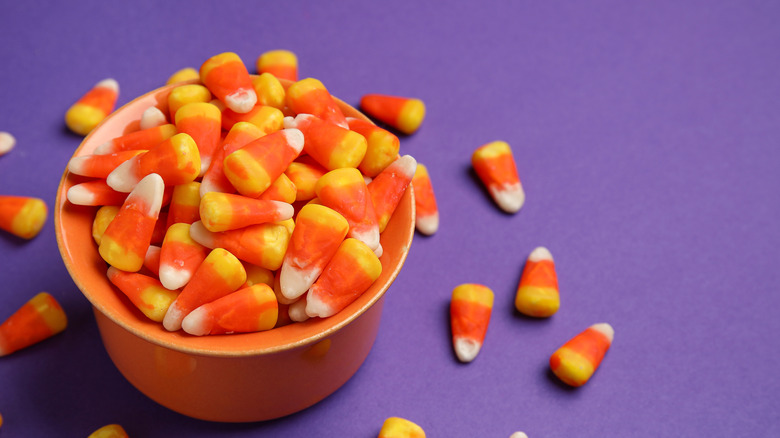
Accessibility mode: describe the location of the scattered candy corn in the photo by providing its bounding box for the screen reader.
[360,94,425,135]
[411,163,439,236]
[200,52,257,114]
[472,140,524,213]
[65,78,119,135]
[256,49,298,82]
[0,131,16,156]
[378,417,426,438]
[450,283,494,363]
[0,292,67,356]
[515,247,559,317]
[181,283,278,335]
[550,323,614,387]
[0,195,47,239]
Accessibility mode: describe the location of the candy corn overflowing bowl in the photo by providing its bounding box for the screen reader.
[54,79,414,422]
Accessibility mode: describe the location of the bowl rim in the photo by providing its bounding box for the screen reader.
[54,78,415,357]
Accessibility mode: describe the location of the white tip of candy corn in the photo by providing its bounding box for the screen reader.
[273,201,295,221]
[454,336,482,363]
[159,265,192,291]
[394,155,418,178]
[509,432,529,438]
[139,106,168,130]
[162,302,185,332]
[225,88,257,114]
[96,78,119,93]
[350,226,380,251]
[490,183,525,213]
[305,289,334,318]
[528,246,553,263]
[280,264,317,301]
[129,173,165,216]
[93,140,115,155]
[283,113,314,130]
[288,298,310,322]
[590,323,614,343]
[0,131,16,156]
[181,306,210,336]
[67,184,98,205]
[416,212,439,236]
[281,128,305,154]
[188,221,217,249]
[106,155,142,193]
[373,243,384,258]
[66,156,91,176]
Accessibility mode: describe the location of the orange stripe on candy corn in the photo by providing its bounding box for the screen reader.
[68,150,146,179]
[166,182,201,227]
[450,283,494,363]
[199,192,294,233]
[367,155,416,233]
[257,173,298,204]
[360,94,426,135]
[515,247,559,317]
[285,78,347,128]
[93,124,177,155]
[550,323,614,387]
[215,100,284,133]
[200,121,264,197]
[223,128,304,197]
[181,284,278,336]
[283,114,367,170]
[412,163,439,236]
[285,155,327,202]
[0,196,47,239]
[200,52,257,114]
[174,102,221,175]
[0,292,67,356]
[159,223,209,290]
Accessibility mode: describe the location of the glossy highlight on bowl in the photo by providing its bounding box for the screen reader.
[54,79,414,422]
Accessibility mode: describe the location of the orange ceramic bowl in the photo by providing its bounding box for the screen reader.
[54,80,414,422]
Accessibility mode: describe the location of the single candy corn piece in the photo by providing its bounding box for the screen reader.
[273,268,297,305]
[159,223,209,290]
[472,141,524,213]
[360,94,425,135]
[280,204,349,300]
[189,220,290,271]
[67,180,127,206]
[92,205,120,245]
[168,84,212,120]
[201,122,265,196]
[107,267,179,322]
[200,52,257,114]
[367,154,416,233]
[174,102,221,175]
[93,123,177,155]
[68,150,146,179]
[199,192,294,232]
[412,163,439,236]
[258,173,298,204]
[285,155,327,202]
[162,248,247,331]
[223,128,304,197]
[0,131,16,156]
[252,72,286,110]
[182,284,278,335]
[450,283,494,363]
[242,262,274,289]
[107,133,201,192]
[306,238,382,318]
[166,67,200,85]
[515,247,559,317]
[346,117,400,177]
[65,78,119,135]
[316,167,380,250]
[283,114,366,170]
[216,100,284,133]
[166,182,201,227]
[286,78,347,128]
[0,292,67,356]
[139,106,168,130]
[378,417,426,438]
[550,323,614,387]
[88,424,129,438]
[99,173,164,272]
[143,244,161,277]
[257,50,298,82]
[0,196,47,239]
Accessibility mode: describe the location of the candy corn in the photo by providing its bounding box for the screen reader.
[159,223,209,290]
[92,205,120,245]
[166,181,201,227]
[0,196,47,239]
[550,323,614,387]
[223,128,304,197]
[450,283,494,363]
[217,101,284,133]
[166,67,200,85]
[242,262,275,289]
[67,180,127,206]
[200,121,264,197]
[93,123,177,155]
[139,106,168,130]
[412,163,439,235]
[285,155,327,202]
[286,78,347,128]
[472,141,524,213]
[200,52,257,114]
[316,168,380,250]
[162,248,247,331]
[168,84,212,120]
[509,433,529,438]
[0,131,16,156]
[107,267,179,322]
[106,132,201,192]
[283,114,367,170]
[174,102,221,175]
[88,424,128,438]
[0,292,67,356]
[515,247,559,317]
[143,244,161,277]
[258,173,297,203]
[189,221,291,271]
[378,417,426,438]
[65,78,119,135]
[199,192,294,232]
[306,238,382,318]
[367,154,416,233]
[287,297,309,322]
[252,72,286,110]
[360,94,425,135]
[280,204,349,300]
[181,284,278,335]
[99,173,164,272]
[67,150,146,179]
[256,49,298,82]
[346,117,400,177]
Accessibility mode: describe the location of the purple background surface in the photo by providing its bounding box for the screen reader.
[1,1,779,436]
